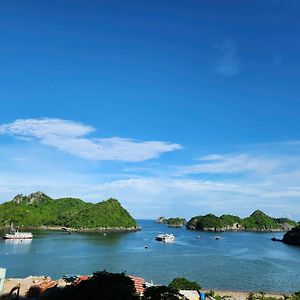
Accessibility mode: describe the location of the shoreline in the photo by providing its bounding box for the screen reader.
[1,225,141,233]
[2,277,292,299]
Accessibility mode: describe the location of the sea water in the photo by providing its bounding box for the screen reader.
[0,220,300,292]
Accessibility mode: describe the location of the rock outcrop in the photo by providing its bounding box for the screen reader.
[156,216,167,223]
[12,191,50,205]
[282,226,300,246]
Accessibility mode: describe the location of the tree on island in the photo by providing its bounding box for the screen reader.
[169,277,201,290]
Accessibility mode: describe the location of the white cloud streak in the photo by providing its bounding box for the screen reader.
[0,118,182,162]
[179,154,277,174]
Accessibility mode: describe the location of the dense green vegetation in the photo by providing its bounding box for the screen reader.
[242,210,280,230]
[220,214,242,226]
[274,218,298,227]
[187,210,297,232]
[246,291,300,300]
[0,192,137,230]
[167,218,186,227]
[169,277,201,290]
[187,214,223,230]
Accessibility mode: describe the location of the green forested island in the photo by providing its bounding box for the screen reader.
[167,218,186,227]
[186,210,297,232]
[155,216,186,227]
[0,192,138,231]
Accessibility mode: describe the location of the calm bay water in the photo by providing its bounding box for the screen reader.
[1,220,300,292]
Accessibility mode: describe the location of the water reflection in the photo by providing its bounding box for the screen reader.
[4,239,32,245]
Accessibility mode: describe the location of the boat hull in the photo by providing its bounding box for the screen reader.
[3,233,33,239]
[3,236,33,239]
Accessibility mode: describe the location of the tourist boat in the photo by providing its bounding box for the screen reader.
[2,226,33,240]
[155,234,175,242]
[3,231,33,239]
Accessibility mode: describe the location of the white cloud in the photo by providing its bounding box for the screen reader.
[1,173,300,219]
[198,154,224,161]
[214,39,240,76]
[0,118,182,162]
[179,154,277,174]
[1,132,300,219]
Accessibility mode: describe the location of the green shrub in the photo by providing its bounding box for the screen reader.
[168,277,201,290]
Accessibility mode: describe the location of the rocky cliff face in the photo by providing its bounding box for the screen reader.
[222,222,244,231]
[12,191,50,205]
[282,226,300,246]
[156,216,167,223]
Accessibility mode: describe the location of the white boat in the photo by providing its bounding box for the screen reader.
[3,225,33,240]
[155,234,175,243]
[3,231,33,239]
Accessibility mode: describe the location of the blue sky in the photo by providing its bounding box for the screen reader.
[0,0,300,219]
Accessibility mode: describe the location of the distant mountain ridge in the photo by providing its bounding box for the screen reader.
[186,210,297,232]
[0,192,138,232]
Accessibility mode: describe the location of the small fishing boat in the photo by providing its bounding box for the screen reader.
[214,236,220,240]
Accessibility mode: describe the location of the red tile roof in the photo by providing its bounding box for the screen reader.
[129,275,145,295]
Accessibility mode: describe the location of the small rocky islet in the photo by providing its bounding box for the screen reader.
[282,226,300,246]
[156,216,186,227]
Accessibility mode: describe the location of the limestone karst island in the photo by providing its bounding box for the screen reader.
[0,192,138,232]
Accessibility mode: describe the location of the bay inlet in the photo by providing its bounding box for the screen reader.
[1,220,300,293]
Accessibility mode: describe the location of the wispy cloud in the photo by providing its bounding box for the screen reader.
[1,172,300,219]
[178,154,277,175]
[0,118,182,162]
[214,39,240,76]
[1,127,300,219]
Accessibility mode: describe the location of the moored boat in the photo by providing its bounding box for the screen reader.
[2,225,33,239]
[3,231,33,239]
